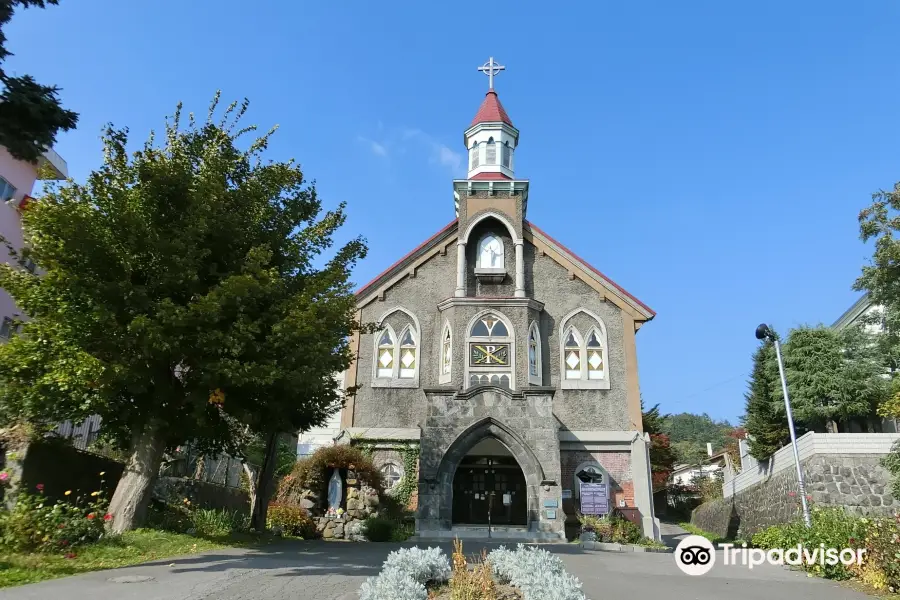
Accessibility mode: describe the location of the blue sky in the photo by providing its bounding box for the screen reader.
[6,1,900,423]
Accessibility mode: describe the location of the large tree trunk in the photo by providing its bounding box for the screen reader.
[107,421,167,534]
[249,430,280,532]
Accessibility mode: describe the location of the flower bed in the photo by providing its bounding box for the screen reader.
[358,541,587,600]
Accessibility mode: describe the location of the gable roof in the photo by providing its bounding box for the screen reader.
[354,218,655,320]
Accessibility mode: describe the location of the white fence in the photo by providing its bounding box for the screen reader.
[723,432,900,498]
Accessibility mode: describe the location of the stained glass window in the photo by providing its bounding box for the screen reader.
[470,314,508,338]
[441,326,452,375]
[564,329,582,379]
[399,327,416,379]
[586,329,604,380]
[377,329,395,378]
[529,327,538,377]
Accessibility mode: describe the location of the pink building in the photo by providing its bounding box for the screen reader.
[0,145,68,338]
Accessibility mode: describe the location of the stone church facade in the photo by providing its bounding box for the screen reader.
[336,61,658,540]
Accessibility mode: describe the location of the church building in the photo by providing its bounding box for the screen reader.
[336,59,658,541]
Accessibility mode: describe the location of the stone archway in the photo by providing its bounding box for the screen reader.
[433,417,544,529]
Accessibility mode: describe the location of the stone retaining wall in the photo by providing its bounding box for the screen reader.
[692,452,899,538]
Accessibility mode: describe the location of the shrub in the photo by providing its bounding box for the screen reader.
[489,544,584,600]
[0,486,109,553]
[267,503,317,539]
[855,514,900,592]
[358,546,450,600]
[362,516,395,542]
[190,508,248,537]
[751,506,864,580]
[383,546,451,584]
[276,445,383,506]
[577,513,641,544]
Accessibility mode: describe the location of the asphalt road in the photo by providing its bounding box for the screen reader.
[0,538,874,600]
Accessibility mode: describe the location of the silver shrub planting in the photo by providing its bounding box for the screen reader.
[382,546,451,584]
[358,567,427,600]
[358,546,451,600]
[488,544,586,600]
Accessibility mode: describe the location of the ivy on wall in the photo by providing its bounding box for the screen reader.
[353,439,419,509]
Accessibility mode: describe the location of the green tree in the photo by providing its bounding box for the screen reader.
[642,400,675,491]
[782,326,886,432]
[0,1,77,162]
[742,339,789,460]
[0,95,365,532]
[661,412,733,463]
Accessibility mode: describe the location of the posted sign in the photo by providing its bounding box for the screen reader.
[579,482,609,515]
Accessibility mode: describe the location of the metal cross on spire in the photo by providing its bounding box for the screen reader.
[478,57,505,90]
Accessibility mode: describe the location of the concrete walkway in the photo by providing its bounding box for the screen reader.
[0,539,875,599]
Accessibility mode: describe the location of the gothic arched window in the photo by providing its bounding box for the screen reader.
[398,326,417,379]
[376,327,396,379]
[486,137,496,165]
[372,307,421,388]
[467,312,514,390]
[470,142,480,170]
[476,234,504,269]
[501,141,511,168]
[559,309,611,389]
[563,328,582,380]
[528,321,542,385]
[440,322,452,383]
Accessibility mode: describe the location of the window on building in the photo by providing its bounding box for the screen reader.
[381,464,403,488]
[564,329,582,379]
[376,328,395,378]
[0,317,13,340]
[470,143,480,169]
[560,311,610,389]
[586,328,605,380]
[0,176,17,202]
[501,142,511,168]
[398,326,417,379]
[441,324,452,376]
[468,312,513,390]
[476,234,504,269]
[528,321,542,384]
[486,137,496,165]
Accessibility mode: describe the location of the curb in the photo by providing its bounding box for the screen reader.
[580,541,673,553]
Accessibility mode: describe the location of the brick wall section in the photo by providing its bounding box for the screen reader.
[561,451,633,508]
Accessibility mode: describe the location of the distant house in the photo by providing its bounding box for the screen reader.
[671,451,729,486]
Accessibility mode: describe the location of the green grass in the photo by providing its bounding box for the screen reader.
[677,522,730,545]
[0,528,280,588]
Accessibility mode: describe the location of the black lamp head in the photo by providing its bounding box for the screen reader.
[755,323,772,341]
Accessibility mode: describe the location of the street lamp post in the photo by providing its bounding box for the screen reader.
[755,324,812,528]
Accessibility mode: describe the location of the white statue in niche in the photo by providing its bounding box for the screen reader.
[478,234,504,269]
[327,469,343,511]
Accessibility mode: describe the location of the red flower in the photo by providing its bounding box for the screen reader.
[60,540,68,546]
[58,524,65,529]
[86,513,95,520]
[104,514,112,522]
[64,552,76,559]
[788,491,796,497]
[35,483,44,492]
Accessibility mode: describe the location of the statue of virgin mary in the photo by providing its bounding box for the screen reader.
[327,469,343,510]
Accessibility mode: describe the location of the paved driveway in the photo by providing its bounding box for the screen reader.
[0,540,874,600]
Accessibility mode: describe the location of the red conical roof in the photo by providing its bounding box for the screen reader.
[470,90,513,127]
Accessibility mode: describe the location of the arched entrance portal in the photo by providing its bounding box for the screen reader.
[452,438,528,526]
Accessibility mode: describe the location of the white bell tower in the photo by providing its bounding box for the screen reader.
[464,57,519,181]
